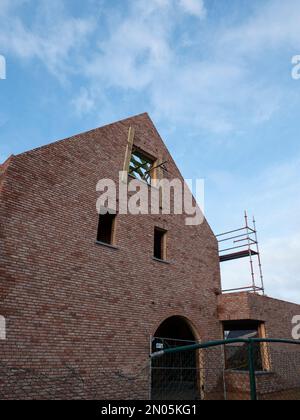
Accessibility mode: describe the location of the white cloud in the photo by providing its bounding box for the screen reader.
[71,0,296,132]
[134,0,206,18]
[178,0,206,18]
[0,0,95,79]
[71,87,95,115]
[86,18,171,90]
[220,0,300,55]
[1,0,300,132]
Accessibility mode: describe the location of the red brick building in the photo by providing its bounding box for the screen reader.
[0,113,299,400]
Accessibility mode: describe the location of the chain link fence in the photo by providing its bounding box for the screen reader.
[0,362,150,400]
[257,341,300,400]
[0,338,299,400]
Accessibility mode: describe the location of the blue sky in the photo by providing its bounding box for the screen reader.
[1,0,300,303]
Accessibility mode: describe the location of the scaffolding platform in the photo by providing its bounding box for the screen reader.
[220,249,259,263]
[217,212,265,295]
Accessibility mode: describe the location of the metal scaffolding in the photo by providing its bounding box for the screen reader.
[216,212,265,294]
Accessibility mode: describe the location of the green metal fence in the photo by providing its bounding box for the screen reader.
[151,338,300,400]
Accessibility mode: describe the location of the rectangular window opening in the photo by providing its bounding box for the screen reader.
[129,149,155,185]
[154,227,167,261]
[97,213,116,246]
[223,320,269,372]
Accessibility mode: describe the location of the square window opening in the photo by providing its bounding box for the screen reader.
[154,228,167,261]
[223,320,269,372]
[97,213,116,245]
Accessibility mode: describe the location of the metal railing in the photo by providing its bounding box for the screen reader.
[151,338,300,400]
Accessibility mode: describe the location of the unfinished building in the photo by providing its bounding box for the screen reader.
[0,113,299,400]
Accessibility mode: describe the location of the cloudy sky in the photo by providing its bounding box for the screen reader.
[0,0,300,303]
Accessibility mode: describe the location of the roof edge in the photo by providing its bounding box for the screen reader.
[0,154,15,195]
[219,291,300,308]
[0,154,15,169]
[15,112,150,159]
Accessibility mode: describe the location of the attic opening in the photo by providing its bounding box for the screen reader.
[223,320,269,372]
[97,213,116,246]
[129,149,155,185]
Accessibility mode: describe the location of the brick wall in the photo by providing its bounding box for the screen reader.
[218,292,300,339]
[0,113,222,399]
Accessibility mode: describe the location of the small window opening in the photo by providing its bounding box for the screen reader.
[129,149,154,185]
[97,213,116,245]
[0,316,6,341]
[154,228,167,260]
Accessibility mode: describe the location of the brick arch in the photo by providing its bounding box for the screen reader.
[152,315,201,342]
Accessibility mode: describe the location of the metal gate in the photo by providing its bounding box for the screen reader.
[151,337,201,400]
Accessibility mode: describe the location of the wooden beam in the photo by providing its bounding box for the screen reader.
[259,323,271,371]
[121,127,135,183]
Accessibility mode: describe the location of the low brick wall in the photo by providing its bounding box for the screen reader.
[218,292,300,340]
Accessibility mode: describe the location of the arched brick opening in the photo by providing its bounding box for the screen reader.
[151,316,201,400]
[154,315,198,342]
